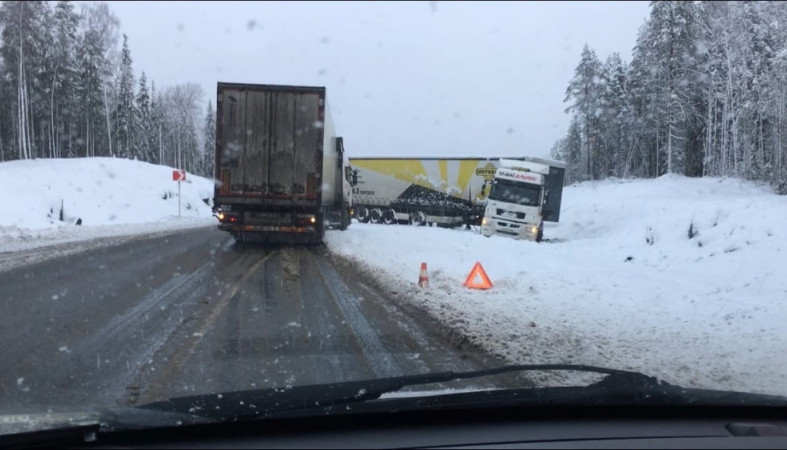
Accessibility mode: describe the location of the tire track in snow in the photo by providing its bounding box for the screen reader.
[64,260,215,403]
[312,251,403,379]
[131,250,275,403]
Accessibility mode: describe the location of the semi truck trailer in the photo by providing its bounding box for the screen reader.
[348,157,544,228]
[213,82,354,244]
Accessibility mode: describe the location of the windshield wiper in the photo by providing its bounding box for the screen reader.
[135,364,671,421]
[137,364,787,422]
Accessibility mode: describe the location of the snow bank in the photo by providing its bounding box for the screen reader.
[325,175,787,395]
[0,157,216,254]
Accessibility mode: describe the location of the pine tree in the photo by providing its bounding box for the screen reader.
[598,53,632,178]
[149,82,167,165]
[76,2,119,157]
[202,99,216,178]
[77,27,104,157]
[114,34,135,158]
[51,0,80,159]
[564,44,604,180]
[630,1,702,176]
[135,71,151,161]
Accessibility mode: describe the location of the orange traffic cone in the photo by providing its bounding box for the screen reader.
[418,262,429,287]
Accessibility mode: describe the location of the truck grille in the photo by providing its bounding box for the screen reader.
[496,209,526,220]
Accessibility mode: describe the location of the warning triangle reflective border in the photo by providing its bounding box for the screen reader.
[463,261,493,290]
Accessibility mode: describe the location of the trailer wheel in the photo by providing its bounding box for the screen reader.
[382,208,396,225]
[357,206,370,223]
[338,209,349,231]
[411,211,427,226]
[369,208,383,224]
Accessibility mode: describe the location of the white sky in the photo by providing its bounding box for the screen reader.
[102,1,650,158]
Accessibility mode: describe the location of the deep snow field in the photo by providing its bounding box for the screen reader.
[326,175,787,395]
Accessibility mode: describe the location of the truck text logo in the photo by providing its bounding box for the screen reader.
[352,187,376,196]
[498,169,540,183]
[475,163,498,181]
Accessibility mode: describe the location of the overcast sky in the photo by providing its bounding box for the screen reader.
[103,1,650,159]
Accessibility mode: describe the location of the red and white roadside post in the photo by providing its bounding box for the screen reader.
[172,169,186,217]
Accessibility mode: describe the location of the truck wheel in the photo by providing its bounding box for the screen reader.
[411,211,427,226]
[382,208,396,225]
[369,208,383,224]
[340,209,349,230]
[357,206,370,223]
[536,225,544,243]
[311,214,325,244]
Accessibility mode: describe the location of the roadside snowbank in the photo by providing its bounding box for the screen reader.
[0,157,216,256]
[325,175,787,395]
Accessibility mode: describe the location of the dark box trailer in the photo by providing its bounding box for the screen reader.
[214,82,352,244]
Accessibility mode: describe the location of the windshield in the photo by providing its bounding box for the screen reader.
[1,0,786,435]
[488,179,542,207]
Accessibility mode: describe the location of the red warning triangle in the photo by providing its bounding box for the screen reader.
[463,261,493,290]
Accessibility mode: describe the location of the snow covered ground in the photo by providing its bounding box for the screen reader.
[4,157,785,396]
[325,175,787,395]
[0,158,216,269]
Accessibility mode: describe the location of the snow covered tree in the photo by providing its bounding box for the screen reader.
[553,0,787,188]
[76,2,119,157]
[201,99,216,178]
[159,83,203,171]
[598,52,631,178]
[51,0,81,158]
[114,34,135,158]
[630,1,703,176]
[135,71,152,161]
[0,0,220,169]
[564,44,604,180]
[0,1,49,159]
[149,81,166,164]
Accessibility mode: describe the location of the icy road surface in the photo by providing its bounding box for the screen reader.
[325,174,787,395]
[0,228,510,412]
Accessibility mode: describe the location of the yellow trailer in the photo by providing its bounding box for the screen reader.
[349,157,518,227]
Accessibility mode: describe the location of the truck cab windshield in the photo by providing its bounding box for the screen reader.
[489,179,541,206]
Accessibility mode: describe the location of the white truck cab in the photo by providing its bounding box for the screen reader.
[480,157,565,242]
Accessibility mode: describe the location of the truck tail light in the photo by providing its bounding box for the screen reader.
[217,212,238,223]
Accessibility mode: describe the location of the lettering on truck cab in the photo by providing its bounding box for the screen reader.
[495,169,543,184]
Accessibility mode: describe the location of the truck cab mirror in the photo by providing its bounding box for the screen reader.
[345,166,359,187]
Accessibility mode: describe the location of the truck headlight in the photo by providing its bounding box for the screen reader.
[530,226,538,234]
[482,217,488,225]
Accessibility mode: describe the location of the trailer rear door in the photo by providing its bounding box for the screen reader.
[216,84,324,208]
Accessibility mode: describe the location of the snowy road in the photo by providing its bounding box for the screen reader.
[0,226,508,413]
